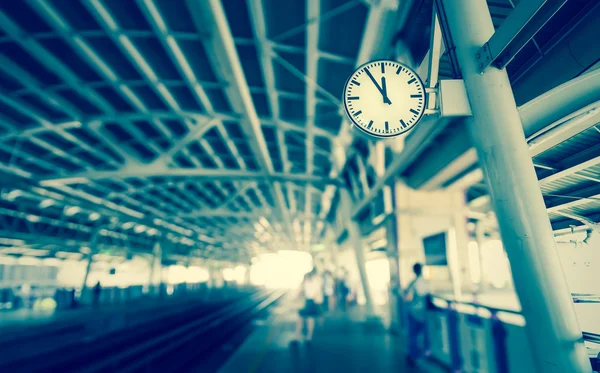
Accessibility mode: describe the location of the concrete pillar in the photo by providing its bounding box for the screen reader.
[148,242,162,290]
[80,252,93,297]
[385,193,402,332]
[442,0,590,371]
[450,191,471,298]
[340,188,375,316]
[376,141,401,330]
[474,221,487,294]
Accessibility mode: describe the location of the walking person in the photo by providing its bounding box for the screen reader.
[322,269,335,313]
[336,269,350,312]
[292,267,324,345]
[404,263,430,367]
[92,281,102,307]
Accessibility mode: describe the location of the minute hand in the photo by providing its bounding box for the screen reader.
[365,69,391,104]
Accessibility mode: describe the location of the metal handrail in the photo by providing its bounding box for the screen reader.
[584,332,600,344]
[429,294,522,316]
[572,293,600,304]
[431,295,600,348]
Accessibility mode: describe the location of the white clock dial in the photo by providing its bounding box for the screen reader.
[343,60,427,138]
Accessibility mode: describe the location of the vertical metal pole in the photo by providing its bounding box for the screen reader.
[385,188,401,332]
[441,1,591,371]
[81,230,100,300]
[340,189,375,316]
[148,242,161,294]
[81,252,93,300]
[475,221,487,295]
[377,140,401,330]
[450,191,471,298]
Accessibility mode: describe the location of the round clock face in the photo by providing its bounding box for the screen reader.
[343,60,427,138]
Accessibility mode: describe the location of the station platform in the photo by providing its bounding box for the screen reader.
[218,297,445,373]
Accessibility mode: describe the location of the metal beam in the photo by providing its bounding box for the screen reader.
[528,101,600,157]
[476,0,568,72]
[539,155,600,186]
[39,168,337,185]
[546,183,600,213]
[184,1,296,243]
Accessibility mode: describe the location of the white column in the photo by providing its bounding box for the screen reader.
[340,188,375,316]
[442,0,590,371]
[148,242,162,288]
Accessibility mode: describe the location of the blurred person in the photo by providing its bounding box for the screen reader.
[292,267,323,345]
[336,268,350,311]
[92,281,102,307]
[322,269,335,313]
[404,262,430,367]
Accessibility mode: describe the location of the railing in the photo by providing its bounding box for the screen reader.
[426,294,599,372]
[573,293,600,304]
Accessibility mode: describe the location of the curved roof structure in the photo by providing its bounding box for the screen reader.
[0,0,599,264]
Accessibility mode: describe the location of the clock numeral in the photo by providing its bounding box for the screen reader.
[410,109,419,115]
[351,80,360,86]
[385,121,389,132]
[396,66,402,75]
[407,78,416,84]
[348,96,359,101]
[353,110,362,117]
[367,120,374,129]
[400,119,407,129]
[410,94,421,98]
[381,63,385,74]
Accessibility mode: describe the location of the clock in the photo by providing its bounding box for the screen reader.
[343,60,427,138]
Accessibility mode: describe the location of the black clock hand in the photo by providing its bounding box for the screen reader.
[381,77,392,105]
[364,69,384,94]
[365,69,392,105]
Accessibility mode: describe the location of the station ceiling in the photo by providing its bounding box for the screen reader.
[0,0,599,263]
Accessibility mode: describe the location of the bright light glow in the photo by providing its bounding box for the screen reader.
[80,247,92,255]
[6,190,22,201]
[64,206,81,216]
[24,249,50,257]
[366,258,390,306]
[122,222,135,230]
[134,224,147,233]
[26,214,41,222]
[0,255,17,265]
[234,266,247,285]
[198,234,214,243]
[249,250,312,289]
[481,239,512,289]
[259,217,270,228]
[166,265,188,284]
[147,228,158,236]
[468,241,481,284]
[55,251,83,260]
[39,199,55,208]
[42,257,62,267]
[18,256,42,266]
[223,268,235,281]
[89,212,101,221]
[186,266,210,283]
[21,284,31,295]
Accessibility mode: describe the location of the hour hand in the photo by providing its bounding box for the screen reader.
[381,77,392,105]
[365,69,392,104]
